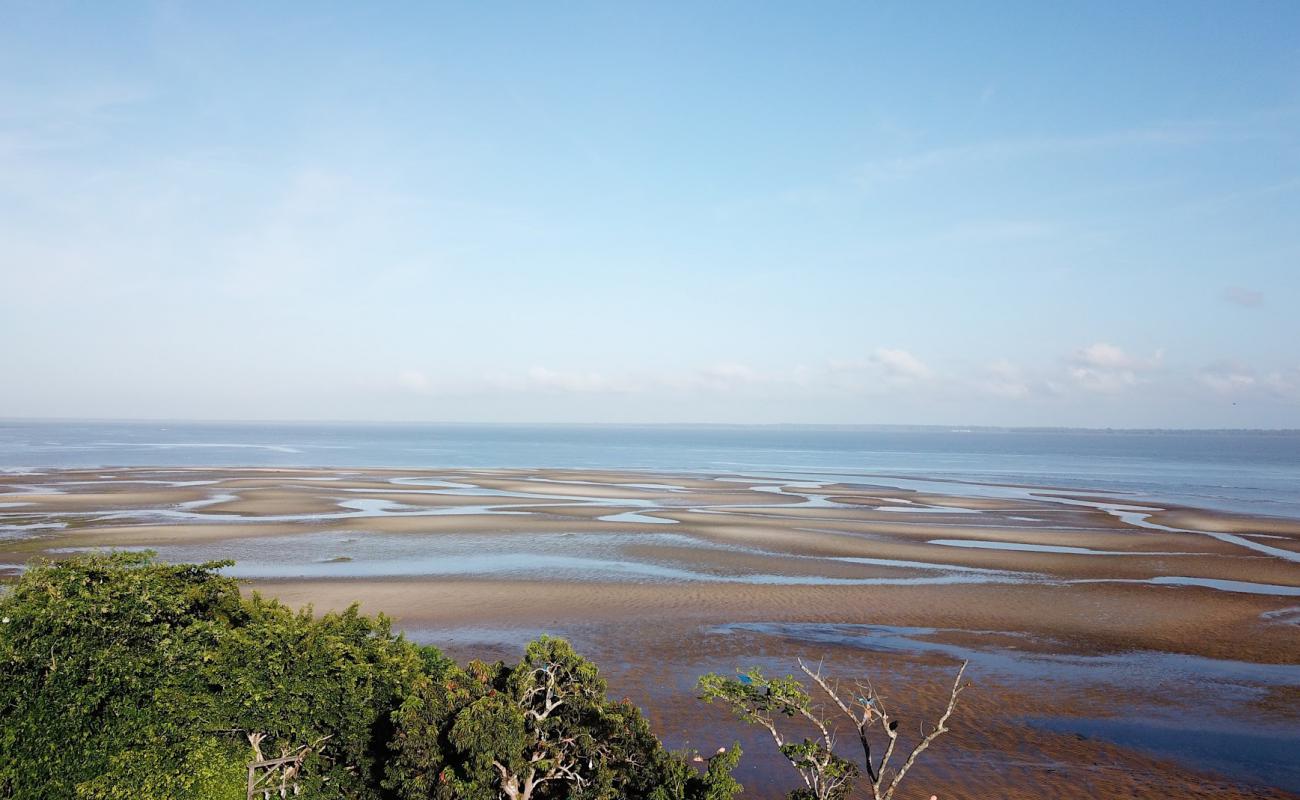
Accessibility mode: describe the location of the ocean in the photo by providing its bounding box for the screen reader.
[2,420,1298,519]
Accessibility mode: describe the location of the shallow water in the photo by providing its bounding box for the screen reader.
[711,620,1300,791]
[595,511,678,524]
[54,529,1042,588]
[4,422,1300,518]
[1139,576,1300,596]
[1029,717,1300,793]
[927,538,1198,556]
[5,435,1298,794]
[710,622,1300,687]
[16,462,1300,594]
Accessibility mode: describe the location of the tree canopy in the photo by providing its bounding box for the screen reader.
[387,636,741,800]
[0,553,742,800]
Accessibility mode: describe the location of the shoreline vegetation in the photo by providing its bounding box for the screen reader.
[0,553,962,800]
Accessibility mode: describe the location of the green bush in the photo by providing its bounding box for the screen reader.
[0,552,243,799]
[386,636,741,800]
[0,554,742,800]
[0,553,426,799]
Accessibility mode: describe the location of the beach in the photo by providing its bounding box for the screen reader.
[3,464,1298,798]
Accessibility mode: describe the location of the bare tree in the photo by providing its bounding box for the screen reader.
[699,659,967,800]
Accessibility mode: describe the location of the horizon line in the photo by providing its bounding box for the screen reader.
[2,416,1298,434]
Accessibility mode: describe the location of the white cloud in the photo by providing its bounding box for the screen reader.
[518,363,778,395]
[519,367,636,394]
[0,80,151,157]
[1197,361,1256,394]
[1074,343,1137,370]
[870,348,933,382]
[976,359,1031,399]
[1067,367,1135,393]
[1067,343,1162,393]
[387,349,1300,422]
[397,369,432,393]
[853,117,1248,188]
[1194,361,1300,403]
[399,351,944,400]
[1262,368,1300,401]
[690,363,762,391]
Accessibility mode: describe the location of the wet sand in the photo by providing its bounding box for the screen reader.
[3,466,1299,798]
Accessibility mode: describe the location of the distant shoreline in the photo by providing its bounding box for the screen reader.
[3,418,1299,434]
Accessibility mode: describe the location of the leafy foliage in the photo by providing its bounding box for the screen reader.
[0,553,426,799]
[75,738,247,800]
[0,554,743,800]
[700,661,967,800]
[171,594,430,798]
[0,552,242,799]
[699,668,858,800]
[387,636,742,800]
[647,745,744,800]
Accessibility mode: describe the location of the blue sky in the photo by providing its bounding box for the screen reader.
[2,1,1298,426]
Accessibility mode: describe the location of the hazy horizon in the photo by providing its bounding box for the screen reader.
[3,2,1298,427]
[5,416,1300,434]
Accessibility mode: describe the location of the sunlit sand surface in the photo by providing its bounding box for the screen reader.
[3,466,1299,798]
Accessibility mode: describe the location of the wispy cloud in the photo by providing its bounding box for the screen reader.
[1220,286,1264,309]
[975,359,1032,399]
[0,81,151,157]
[399,362,790,397]
[1198,361,1300,402]
[851,113,1286,189]
[1262,368,1300,401]
[397,351,942,399]
[1067,343,1163,393]
[869,347,933,382]
[396,369,432,392]
[387,349,1300,427]
[1197,360,1256,394]
[518,367,638,394]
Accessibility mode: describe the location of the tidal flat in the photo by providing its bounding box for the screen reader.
[3,466,1299,798]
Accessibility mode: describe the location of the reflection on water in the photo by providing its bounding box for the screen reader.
[928,538,1198,556]
[1029,717,1300,794]
[116,533,1034,587]
[595,511,677,524]
[711,622,1300,685]
[59,531,1039,587]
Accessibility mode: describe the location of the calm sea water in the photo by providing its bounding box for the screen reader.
[1,420,1298,518]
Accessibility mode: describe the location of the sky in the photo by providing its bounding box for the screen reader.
[1,2,1298,427]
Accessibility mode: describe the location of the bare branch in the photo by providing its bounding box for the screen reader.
[881,661,968,800]
[799,658,880,784]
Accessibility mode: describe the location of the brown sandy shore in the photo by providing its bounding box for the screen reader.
[3,467,1300,799]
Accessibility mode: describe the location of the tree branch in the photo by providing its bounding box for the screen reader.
[882,661,967,800]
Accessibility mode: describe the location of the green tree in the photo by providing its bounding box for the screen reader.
[386,636,742,800]
[170,594,430,798]
[1,554,742,800]
[0,552,433,800]
[0,552,242,799]
[698,669,857,800]
[699,659,967,800]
